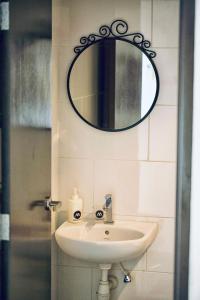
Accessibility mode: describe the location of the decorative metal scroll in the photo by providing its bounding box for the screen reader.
[74,19,156,58]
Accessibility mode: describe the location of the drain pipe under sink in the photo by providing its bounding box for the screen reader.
[97,264,112,300]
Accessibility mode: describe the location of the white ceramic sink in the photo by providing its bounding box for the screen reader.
[55,221,158,263]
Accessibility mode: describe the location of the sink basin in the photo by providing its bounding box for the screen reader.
[55,221,158,263]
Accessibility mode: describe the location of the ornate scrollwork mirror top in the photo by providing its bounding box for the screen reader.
[67,20,159,132]
[73,19,156,58]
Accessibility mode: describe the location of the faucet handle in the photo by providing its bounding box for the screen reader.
[104,194,112,208]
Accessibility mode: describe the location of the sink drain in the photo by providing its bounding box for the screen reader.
[105,230,109,235]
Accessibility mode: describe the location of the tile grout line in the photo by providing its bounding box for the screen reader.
[92,159,95,211]
[58,157,176,164]
[90,267,93,300]
[145,251,148,272]
[152,46,179,49]
[151,0,153,43]
[147,116,151,161]
[56,264,174,275]
[156,104,178,107]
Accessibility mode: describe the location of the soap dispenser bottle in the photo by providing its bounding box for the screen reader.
[67,188,83,223]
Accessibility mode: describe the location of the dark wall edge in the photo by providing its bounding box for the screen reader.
[174,0,195,299]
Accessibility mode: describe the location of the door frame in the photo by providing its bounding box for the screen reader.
[174,0,195,299]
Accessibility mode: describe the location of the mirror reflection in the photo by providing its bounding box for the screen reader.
[68,39,158,131]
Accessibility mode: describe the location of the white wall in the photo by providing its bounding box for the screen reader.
[52,1,179,299]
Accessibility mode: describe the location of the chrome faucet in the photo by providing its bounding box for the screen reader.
[103,194,114,224]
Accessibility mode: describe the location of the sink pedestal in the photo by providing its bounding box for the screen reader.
[97,264,112,300]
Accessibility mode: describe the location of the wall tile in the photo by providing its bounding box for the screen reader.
[92,120,149,161]
[140,0,153,40]
[51,252,58,300]
[149,106,177,162]
[112,253,147,272]
[152,0,179,47]
[138,162,176,217]
[51,46,61,200]
[58,101,95,159]
[51,156,60,201]
[91,268,101,300]
[112,270,173,300]
[58,100,149,160]
[114,0,152,40]
[147,218,175,273]
[94,160,140,216]
[52,2,70,46]
[53,0,114,46]
[94,160,176,217]
[51,90,60,200]
[58,266,92,300]
[52,235,58,266]
[67,0,115,48]
[58,158,94,213]
[52,46,71,103]
[155,48,178,106]
[138,271,173,300]
[92,269,173,300]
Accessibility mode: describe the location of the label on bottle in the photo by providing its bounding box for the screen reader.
[74,210,81,220]
[96,210,104,219]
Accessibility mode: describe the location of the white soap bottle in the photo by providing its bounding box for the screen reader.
[67,188,83,223]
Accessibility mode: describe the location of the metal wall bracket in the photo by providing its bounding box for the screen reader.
[0,213,10,241]
[0,2,9,30]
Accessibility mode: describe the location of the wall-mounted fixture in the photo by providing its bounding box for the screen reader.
[67,20,159,132]
[55,220,158,299]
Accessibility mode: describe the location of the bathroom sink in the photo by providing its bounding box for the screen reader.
[55,221,158,263]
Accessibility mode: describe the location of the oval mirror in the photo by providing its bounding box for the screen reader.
[67,21,159,132]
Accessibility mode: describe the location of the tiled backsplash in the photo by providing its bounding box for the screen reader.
[52,1,179,299]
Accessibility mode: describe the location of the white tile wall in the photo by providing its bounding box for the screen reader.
[58,158,94,213]
[114,0,152,39]
[137,162,176,217]
[57,266,92,300]
[52,46,71,102]
[94,160,141,216]
[147,218,175,273]
[111,270,174,300]
[52,1,70,46]
[92,269,173,300]
[112,253,147,272]
[152,0,179,48]
[155,49,179,106]
[149,106,177,162]
[94,160,176,217]
[52,0,179,299]
[57,100,149,160]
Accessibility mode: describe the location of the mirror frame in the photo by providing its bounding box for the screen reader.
[67,20,160,132]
